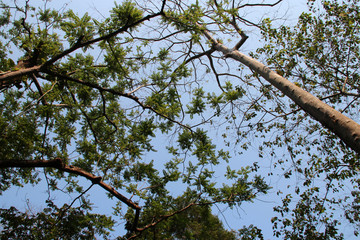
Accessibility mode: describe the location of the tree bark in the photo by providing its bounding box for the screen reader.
[202,29,360,154]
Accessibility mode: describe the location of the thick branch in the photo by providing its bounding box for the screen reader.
[0,65,41,88]
[0,158,141,210]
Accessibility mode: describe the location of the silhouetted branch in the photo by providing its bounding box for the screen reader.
[238,0,283,9]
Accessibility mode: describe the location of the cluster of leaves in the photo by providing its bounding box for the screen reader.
[121,192,239,240]
[0,200,114,239]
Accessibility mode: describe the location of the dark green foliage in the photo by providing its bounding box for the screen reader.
[0,201,114,239]
[238,224,264,240]
[123,193,238,240]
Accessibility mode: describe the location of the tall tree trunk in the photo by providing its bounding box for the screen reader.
[202,30,360,154]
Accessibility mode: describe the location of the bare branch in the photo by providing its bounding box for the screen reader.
[238,0,283,9]
[206,53,224,92]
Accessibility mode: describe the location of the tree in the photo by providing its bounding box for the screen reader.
[0,0,269,238]
[0,0,359,239]
[254,0,360,238]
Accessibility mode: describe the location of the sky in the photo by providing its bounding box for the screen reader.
[3,0,357,239]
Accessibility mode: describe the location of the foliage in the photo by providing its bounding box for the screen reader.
[0,200,114,239]
[122,193,238,240]
[238,224,264,240]
[0,0,269,238]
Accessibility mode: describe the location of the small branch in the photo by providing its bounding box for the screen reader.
[341,95,359,114]
[236,15,264,30]
[237,0,283,9]
[44,70,192,131]
[56,183,95,224]
[206,53,224,92]
[229,15,249,50]
[184,48,215,65]
[342,76,348,92]
[160,0,166,13]
[31,73,48,105]
[233,31,248,50]
[100,91,118,133]
[44,69,142,102]
[127,84,152,94]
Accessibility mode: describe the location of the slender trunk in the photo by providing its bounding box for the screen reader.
[203,30,360,154]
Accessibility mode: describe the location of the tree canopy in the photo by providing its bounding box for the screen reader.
[0,0,359,239]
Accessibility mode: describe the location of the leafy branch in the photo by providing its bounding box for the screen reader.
[0,158,140,210]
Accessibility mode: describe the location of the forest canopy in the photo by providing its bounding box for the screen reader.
[0,0,359,239]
